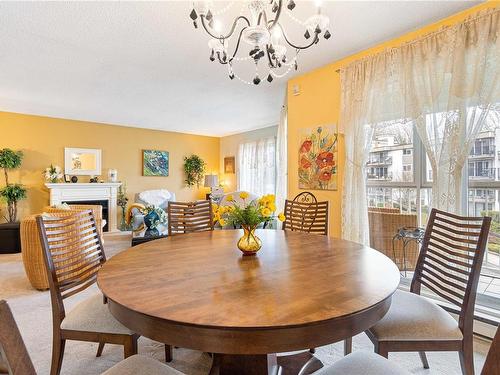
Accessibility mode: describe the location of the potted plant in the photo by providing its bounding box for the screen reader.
[0,148,27,253]
[183,155,206,187]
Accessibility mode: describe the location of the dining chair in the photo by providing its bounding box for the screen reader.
[364,208,491,375]
[36,210,139,375]
[283,192,331,354]
[0,299,183,375]
[282,192,329,235]
[167,200,213,236]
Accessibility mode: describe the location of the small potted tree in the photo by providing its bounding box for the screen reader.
[0,148,27,253]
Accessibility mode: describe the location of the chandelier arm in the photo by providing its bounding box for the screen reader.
[215,27,248,65]
[277,23,320,50]
[268,0,283,30]
[229,27,248,61]
[200,15,251,40]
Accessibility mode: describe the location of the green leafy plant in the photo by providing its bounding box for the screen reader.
[183,155,206,187]
[0,148,27,222]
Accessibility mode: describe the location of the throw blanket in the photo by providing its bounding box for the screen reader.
[138,189,172,207]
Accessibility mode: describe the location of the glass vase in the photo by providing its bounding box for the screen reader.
[237,225,262,256]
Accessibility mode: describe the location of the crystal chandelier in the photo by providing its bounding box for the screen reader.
[189,1,331,85]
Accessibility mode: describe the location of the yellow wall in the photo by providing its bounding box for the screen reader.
[287,2,498,238]
[0,111,219,222]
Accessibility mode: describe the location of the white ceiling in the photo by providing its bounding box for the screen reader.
[0,1,481,137]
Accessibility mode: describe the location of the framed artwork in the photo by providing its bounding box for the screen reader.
[298,125,338,191]
[143,150,169,176]
[64,148,102,176]
[224,156,235,174]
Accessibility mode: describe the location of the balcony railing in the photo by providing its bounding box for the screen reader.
[366,173,393,181]
[469,147,495,157]
[469,168,496,179]
[366,156,393,166]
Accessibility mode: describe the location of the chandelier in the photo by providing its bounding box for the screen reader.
[189,1,331,85]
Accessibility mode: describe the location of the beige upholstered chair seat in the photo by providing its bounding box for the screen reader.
[102,354,184,375]
[315,351,410,375]
[369,290,463,341]
[61,294,133,335]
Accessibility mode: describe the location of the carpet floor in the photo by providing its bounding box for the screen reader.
[0,232,491,375]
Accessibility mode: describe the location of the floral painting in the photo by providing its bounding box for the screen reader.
[298,125,338,190]
[143,150,169,176]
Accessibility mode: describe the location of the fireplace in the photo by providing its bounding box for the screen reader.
[63,199,109,232]
[45,183,121,232]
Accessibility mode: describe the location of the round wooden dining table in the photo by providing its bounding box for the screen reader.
[97,229,400,375]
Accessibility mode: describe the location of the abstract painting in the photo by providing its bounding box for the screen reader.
[143,150,169,176]
[298,125,338,190]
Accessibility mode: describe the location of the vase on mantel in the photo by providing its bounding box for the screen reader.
[237,225,262,256]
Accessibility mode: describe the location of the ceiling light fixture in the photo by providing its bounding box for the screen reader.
[189,0,331,85]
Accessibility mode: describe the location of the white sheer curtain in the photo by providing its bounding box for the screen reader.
[340,52,402,245]
[275,101,288,212]
[341,8,499,244]
[402,9,500,213]
[238,137,276,197]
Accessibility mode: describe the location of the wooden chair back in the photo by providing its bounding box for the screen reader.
[482,326,500,374]
[36,210,106,325]
[0,300,36,375]
[167,200,213,236]
[282,192,328,235]
[411,208,491,334]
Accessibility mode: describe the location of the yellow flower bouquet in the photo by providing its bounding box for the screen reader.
[213,192,285,255]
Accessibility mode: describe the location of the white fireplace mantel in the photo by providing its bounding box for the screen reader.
[45,183,121,232]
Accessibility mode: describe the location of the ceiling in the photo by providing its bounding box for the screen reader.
[0,1,481,137]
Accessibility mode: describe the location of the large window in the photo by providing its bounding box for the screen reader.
[237,137,276,197]
[365,110,500,315]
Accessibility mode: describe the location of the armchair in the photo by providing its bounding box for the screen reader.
[129,189,176,231]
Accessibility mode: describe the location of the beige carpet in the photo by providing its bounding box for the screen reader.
[0,232,491,375]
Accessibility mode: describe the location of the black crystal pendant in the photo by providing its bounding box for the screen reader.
[324,30,331,39]
[272,1,279,13]
[253,76,261,85]
[294,61,298,70]
[193,21,198,29]
[304,29,310,39]
[249,47,259,56]
[287,0,295,10]
[190,9,198,20]
[282,56,286,63]
[208,18,214,29]
[222,51,227,62]
[206,10,213,21]
[209,50,215,62]
[267,74,273,83]
[315,25,321,34]
[229,72,235,80]
[268,45,275,55]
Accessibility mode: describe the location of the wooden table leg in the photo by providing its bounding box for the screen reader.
[210,352,323,375]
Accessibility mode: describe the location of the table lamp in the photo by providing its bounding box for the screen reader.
[204,174,219,199]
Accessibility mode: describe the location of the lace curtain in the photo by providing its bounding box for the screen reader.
[275,101,288,212]
[402,9,500,212]
[238,136,277,197]
[340,52,402,244]
[340,8,499,244]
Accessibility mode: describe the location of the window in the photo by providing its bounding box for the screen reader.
[237,137,276,197]
[403,149,412,155]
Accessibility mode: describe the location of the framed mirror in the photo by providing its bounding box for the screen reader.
[64,148,102,176]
